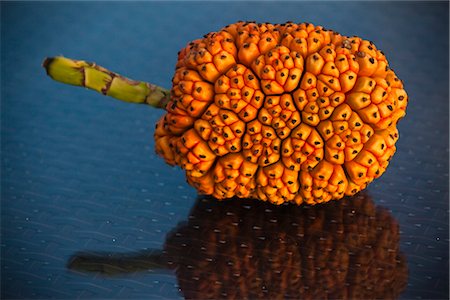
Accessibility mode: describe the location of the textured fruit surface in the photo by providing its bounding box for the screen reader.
[164,193,408,299]
[155,21,408,205]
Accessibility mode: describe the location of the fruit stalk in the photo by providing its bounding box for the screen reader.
[42,56,171,109]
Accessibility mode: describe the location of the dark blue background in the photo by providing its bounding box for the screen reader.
[1,1,448,299]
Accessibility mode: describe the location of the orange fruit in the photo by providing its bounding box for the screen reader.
[154,22,408,204]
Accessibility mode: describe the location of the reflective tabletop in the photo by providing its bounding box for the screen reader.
[1,2,448,299]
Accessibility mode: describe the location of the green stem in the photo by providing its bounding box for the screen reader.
[42,56,171,109]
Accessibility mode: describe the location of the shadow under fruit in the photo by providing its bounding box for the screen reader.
[69,192,408,299]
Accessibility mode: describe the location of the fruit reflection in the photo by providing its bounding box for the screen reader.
[69,193,408,299]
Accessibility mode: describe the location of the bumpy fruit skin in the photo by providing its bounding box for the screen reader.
[155,21,408,205]
[164,193,408,299]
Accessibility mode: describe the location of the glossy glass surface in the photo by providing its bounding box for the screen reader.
[1,2,448,299]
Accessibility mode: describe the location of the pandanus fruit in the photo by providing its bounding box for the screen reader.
[69,193,408,299]
[43,21,408,205]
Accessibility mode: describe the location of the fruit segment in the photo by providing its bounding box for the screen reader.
[199,104,246,157]
[296,161,348,205]
[281,123,324,172]
[174,129,216,178]
[154,118,179,166]
[258,94,301,139]
[256,161,300,204]
[211,153,259,199]
[172,68,214,118]
[251,45,304,95]
[214,64,264,122]
[242,119,281,167]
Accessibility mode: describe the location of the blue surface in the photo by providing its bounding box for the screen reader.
[1,1,449,299]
